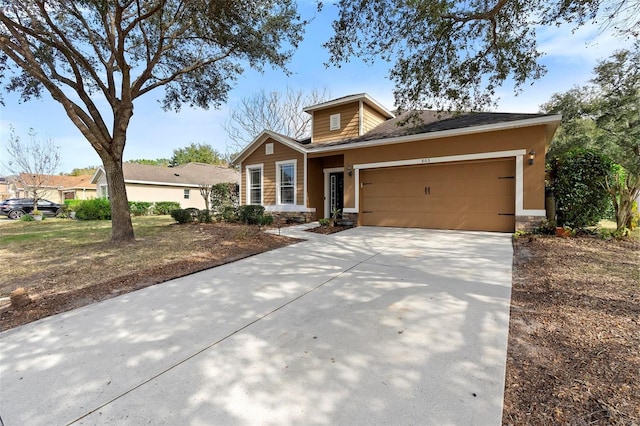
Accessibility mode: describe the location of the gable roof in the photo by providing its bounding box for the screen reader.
[302,93,395,119]
[231,130,308,165]
[16,173,94,190]
[91,162,239,186]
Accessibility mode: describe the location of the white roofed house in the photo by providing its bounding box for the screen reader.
[91,162,240,210]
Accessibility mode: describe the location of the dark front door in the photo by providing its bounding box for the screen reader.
[329,172,344,218]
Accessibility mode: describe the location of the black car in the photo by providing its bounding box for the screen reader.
[0,198,64,219]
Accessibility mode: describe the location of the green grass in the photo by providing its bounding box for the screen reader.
[598,219,640,239]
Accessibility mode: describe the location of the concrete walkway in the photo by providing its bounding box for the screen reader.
[0,226,514,425]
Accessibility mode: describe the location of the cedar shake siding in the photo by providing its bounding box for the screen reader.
[240,138,305,206]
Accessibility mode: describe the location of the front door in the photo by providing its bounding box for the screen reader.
[329,172,344,218]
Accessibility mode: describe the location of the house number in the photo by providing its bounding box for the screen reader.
[421,158,431,163]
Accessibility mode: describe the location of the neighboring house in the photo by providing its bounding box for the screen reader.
[232,93,562,232]
[8,173,96,202]
[91,162,240,210]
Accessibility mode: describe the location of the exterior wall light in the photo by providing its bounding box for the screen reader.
[528,150,536,165]
[347,166,353,176]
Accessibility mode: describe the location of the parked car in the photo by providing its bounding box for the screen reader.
[0,198,64,219]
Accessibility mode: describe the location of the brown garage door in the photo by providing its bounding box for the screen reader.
[360,158,516,232]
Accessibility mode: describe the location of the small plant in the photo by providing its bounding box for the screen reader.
[198,209,213,223]
[31,209,43,216]
[260,214,274,226]
[318,218,330,226]
[513,230,528,239]
[170,209,193,224]
[533,219,556,235]
[20,214,34,222]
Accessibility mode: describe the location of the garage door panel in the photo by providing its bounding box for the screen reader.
[360,159,516,232]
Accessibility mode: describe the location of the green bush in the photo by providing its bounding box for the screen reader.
[20,214,34,222]
[75,198,112,220]
[218,205,239,222]
[64,199,83,211]
[198,209,213,223]
[260,214,274,226]
[170,209,194,224]
[238,205,265,225]
[153,201,181,215]
[318,218,330,226]
[551,148,614,228]
[129,201,153,216]
[211,182,239,213]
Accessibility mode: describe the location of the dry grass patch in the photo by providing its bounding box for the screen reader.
[0,216,298,330]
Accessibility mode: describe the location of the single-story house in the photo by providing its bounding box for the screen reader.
[7,173,96,202]
[232,93,561,232]
[91,162,240,210]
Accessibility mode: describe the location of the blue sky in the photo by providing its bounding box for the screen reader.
[0,3,633,173]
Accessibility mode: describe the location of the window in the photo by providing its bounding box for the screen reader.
[246,165,263,205]
[183,189,190,199]
[330,113,341,131]
[276,160,296,205]
[100,184,109,198]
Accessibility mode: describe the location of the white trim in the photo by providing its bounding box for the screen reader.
[303,152,308,209]
[358,100,364,135]
[245,163,264,205]
[238,161,243,204]
[323,167,344,218]
[354,149,526,171]
[125,179,203,188]
[308,115,561,154]
[232,130,306,165]
[275,159,297,205]
[303,93,395,118]
[353,149,543,220]
[265,205,315,213]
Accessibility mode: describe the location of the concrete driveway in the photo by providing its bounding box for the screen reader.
[0,226,513,425]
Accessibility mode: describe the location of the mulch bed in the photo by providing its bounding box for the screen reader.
[305,225,354,235]
[503,235,639,425]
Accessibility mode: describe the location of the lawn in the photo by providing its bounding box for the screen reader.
[0,216,297,330]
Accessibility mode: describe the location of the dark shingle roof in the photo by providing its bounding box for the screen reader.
[304,111,553,150]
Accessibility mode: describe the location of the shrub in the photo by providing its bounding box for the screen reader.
[318,218,330,226]
[218,205,239,222]
[64,199,83,211]
[238,205,265,225]
[211,182,239,214]
[129,201,153,216]
[170,209,193,224]
[20,214,34,222]
[260,214,274,226]
[75,198,111,220]
[198,209,213,223]
[153,201,181,215]
[551,148,614,229]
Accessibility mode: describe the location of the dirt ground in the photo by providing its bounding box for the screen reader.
[1,224,638,423]
[503,235,639,425]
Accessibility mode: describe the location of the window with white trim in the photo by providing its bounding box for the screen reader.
[183,189,190,199]
[276,160,296,205]
[247,166,263,205]
[329,113,341,131]
[100,184,109,198]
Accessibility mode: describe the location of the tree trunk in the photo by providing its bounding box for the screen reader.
[102,155,135,242]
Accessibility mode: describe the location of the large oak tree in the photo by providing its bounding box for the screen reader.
[0,0,305,241]
[327,0,639,111]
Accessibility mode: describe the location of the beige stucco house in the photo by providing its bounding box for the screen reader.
[91,162,240,210]
[5,174,96,202]
[232,93,561,232]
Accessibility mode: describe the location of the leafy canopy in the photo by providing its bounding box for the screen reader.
[327,0,639,111]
